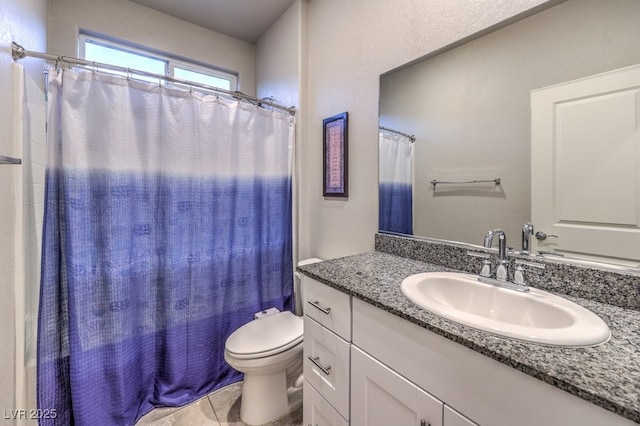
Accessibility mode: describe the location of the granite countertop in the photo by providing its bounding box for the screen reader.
[297,252,640,424]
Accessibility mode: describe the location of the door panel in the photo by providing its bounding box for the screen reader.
[531,64,640,264]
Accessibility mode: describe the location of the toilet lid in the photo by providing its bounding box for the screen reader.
[226,311,303,358]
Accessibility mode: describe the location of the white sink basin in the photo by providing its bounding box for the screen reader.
[401,272,610,347]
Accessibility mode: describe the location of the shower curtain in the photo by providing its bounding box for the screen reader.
[379,130,413,235]
[38,69,294,425]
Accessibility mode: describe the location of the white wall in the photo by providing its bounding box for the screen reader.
[300,0,556,260]
[49,0,257,94]
[256,0,305,109]
[0,0,48,420]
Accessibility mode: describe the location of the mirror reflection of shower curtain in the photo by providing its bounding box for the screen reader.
[38,68,294,425]
[379,130,413,234]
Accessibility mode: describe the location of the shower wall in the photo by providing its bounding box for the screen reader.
[19,66,46,364]
[6,67,46,426]
[0,0,48,421]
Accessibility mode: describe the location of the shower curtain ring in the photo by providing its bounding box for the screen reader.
[92,61,97,74]
[126,68,132,80]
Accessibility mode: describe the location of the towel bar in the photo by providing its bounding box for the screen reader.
[430,178,500,189]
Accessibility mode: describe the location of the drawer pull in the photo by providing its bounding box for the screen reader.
[307,300,331,315]
[420,420,430,426]
[308,355,332,375]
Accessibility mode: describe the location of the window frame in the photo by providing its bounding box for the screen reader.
[78,33,238,91]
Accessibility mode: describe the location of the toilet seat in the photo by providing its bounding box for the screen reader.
[225,311,303,359]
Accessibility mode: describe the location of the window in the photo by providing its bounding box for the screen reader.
[79,34,237,91]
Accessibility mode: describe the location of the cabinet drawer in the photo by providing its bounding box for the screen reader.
[351,346,443,426]
[302,277,351,341]
[304,380,349,426]
[304,315,350,420]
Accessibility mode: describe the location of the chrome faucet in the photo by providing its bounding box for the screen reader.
[522,222,534,253]
[469,229,545,292]
[483,229,509,281]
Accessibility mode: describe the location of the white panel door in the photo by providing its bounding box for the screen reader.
[351,346,443,426]
[531,63,640,264]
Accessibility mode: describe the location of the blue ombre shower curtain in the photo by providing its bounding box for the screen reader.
[38,68,294,425]
[379,130,413,234]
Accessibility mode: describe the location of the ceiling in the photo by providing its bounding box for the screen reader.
[131,0,296,43]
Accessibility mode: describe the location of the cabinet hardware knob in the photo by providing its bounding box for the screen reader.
[308,355,332,375]
[420,419,431,426]
[307,300,331,315]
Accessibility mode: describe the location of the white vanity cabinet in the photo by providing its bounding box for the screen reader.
[301,277,475,426]
[302,277,351,425]
[301,277,633,426]
[352,298,634,426]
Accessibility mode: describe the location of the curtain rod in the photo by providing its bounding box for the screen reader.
[379,126,415,142]
[11,42,296,116]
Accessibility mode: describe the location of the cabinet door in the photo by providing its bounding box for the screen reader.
[304,315,351,420]
[351,346,443,426]
[304,380,349,426]
[443,406,478,426]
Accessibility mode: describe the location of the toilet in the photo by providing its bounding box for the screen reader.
[224,311,303,424]
[224,258,322,425]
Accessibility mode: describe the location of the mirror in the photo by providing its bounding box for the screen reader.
[378,0,640,266]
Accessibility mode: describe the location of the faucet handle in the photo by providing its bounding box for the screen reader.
[496,261,509,281]
[480,258,493,278]
[467,251,493,277]
[513,259,545,286]
[513,264,526,285]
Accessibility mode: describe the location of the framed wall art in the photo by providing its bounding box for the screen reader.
[322,112,348,197]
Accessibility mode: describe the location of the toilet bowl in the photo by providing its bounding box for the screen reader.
[224,311,304,425]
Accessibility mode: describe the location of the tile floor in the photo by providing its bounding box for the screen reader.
[136,382,302,426]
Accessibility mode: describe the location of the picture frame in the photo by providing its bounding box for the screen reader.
[322,112,349,197]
